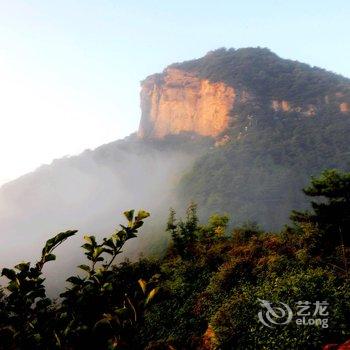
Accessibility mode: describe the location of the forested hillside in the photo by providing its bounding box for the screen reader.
[171,47,350,105]
[180,112,350,228]
[177,48,350,228]
[1,170,350,349]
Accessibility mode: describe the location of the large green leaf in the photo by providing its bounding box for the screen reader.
[78,264,90,273]
[14,262,30,272]
[42,230,77,255]
[2,268,16,281]
[124,210,135,223]
[43,253,56,263]
[135,210,150,221]
[66,276,85,286]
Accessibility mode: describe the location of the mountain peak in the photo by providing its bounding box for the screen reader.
[138,48,350,139]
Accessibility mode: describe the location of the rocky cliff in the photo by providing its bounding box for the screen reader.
[138,48,350,139]
[138,68,236,138]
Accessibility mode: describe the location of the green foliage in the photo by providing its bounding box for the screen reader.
[1,171,350,349]
[292,169,350,241]
[166,203,199,258]
[0,230,77,349]
[142,171,350,349]
[172,47,350,104]
[210,268,350,350]
[175,49,350,231]
[0,210,156,350]
[180,113,350,229]
[58,210,154,349]
[291,169,350,276]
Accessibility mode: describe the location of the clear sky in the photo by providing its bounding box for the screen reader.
[0,0,349,186]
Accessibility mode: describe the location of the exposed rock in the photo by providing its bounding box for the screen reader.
[271,100,291,112]
[214,135,230,147]
[271,100,317,116]
[138,68,235,139]
[281,100,291,112]
[201,324,219,350]
[323,339,350,350]
[340,102,350,113]
[306,105,317,116]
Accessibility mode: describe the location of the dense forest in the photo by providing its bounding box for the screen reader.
[171,47,350,104]
[0,169,350,349]
[177,48,350,229]
[180,113,350,229]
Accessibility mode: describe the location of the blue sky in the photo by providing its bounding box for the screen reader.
[0,0,349,185]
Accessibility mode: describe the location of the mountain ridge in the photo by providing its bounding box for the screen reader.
[138,47,350,140]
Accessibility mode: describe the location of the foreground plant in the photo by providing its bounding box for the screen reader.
[59,209,157,349]
[1,230,77,349]
[0,209,156,350]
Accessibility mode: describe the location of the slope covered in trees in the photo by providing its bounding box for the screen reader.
[176,48,350,229]
[180,113,350,228]
[171,47,350,105]
[1,170,350,349]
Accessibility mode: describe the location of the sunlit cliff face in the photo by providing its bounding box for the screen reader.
[138,68,235,138]
[138,65,350,140]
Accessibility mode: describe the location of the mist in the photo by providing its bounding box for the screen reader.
[0,134,206,295]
